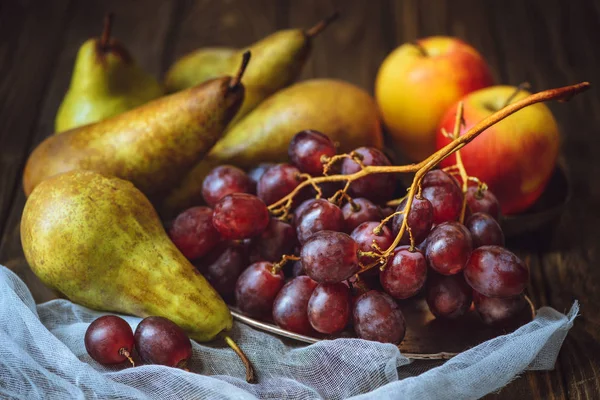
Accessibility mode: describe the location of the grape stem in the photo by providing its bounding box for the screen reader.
[119,348,135,367]
[271,254,300,274]
[268,82,591,270]
[221,334,257,383]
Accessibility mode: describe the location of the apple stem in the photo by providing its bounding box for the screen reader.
[221,334,257,383]
[229,51,251,90]
[305,11,340,38]
[100,12,114,51]
[267,82,590,273]
[413,41,428,57]
[503,82,532,108]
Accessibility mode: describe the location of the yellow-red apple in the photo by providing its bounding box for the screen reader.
[376,36,494,162]
[436,86,560,215]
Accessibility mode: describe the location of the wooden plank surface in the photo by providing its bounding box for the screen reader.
[1,0,599,398]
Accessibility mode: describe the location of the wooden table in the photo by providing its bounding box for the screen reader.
[1,1,599,398]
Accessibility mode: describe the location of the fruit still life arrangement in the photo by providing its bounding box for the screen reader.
[17,12,590,383]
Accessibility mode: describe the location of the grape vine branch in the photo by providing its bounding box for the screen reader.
[268,82,590,271]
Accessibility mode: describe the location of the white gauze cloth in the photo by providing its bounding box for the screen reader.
[0,266,578,400]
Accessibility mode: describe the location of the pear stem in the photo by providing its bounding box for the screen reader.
[101,12,115,51]
[503,81,532,108]
[229,51,251,90]
[221,334,257,383]
[305,11,340,38]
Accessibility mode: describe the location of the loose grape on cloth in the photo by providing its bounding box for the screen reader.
[0,266,578,400]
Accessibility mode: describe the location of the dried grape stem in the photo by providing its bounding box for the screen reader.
[448,102,470,223]
[268,82,590,268]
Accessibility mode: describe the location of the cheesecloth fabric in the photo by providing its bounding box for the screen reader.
[0,266,577,400]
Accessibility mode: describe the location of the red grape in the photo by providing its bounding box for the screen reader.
[341,147,396,203]
[134,316,192,368]
[295,199,345,244]
[464,246,529,298]
[422,183,463,224]
[247,163,275,186]
[353,290,406,344]
[85,315,135,365]
[473,291,528,326]
[235,261,285,317]
[202,165,254,207]
[250,218,297,262]
[466,212,505,247]
[169,206,222,260]
[195,241,247,300]
[422,170,461,189]
[466,186,501,220]
[301,230,360,283]
[381,246,427,299]
[342,198,383,232]
[212,193,270,240]
[291,260,305,277]
[272,276,318,335]
[426,273,473,319]
[257,163,302,206]
[425,222,473,275]
[392,196,434,245]
[293,198,317,219]
[308,283,351,334]
[350,221,393,265]
[288,130,337,176]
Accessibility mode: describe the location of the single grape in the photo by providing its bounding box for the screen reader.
[381,246,427,299]
[353,290,406,344]
[288,130,337,176]
[342,198,383,232]
[202,165,254,207]
[473,291,528,326]
[392,196,434,245]
[422,183,463,224]
[308,283,351,334]
[291,260,305,277]
[235,261,285,317]
[85,315,135,366]
[293,198,317,219]
[212,193,270,240]
[464,246,529,298]
[301,230,360,283]
[195,241,247,300]
[247,163,275,187]
[257,163,302,206]
[422,169,461,189]
[250,218,297,262]
[295,199,345,244]
[425,222,473,275]
[350,221,393,265]
[169,206,222,260]
[272,276,318,334]
[426,273,473,319]
[341,147,396,203]
[134,317,192,369]
[466,212,505,247]
[466,186,501,220]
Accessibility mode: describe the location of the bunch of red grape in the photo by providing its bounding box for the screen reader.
[85,315,192,369]
[168,129,530,345]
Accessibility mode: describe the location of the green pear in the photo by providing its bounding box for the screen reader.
[55,14,163,133]
[164,13,338,127]
[24,52,251,202]
[161,78,383,217]
[21,170,231,342]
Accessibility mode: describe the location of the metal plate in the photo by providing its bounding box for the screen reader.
[230,295,534,360]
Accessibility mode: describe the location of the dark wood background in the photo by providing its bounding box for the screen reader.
[1,0,599,398]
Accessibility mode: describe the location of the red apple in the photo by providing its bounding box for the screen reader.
[376,36,494,162]
[436,85,560,215]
